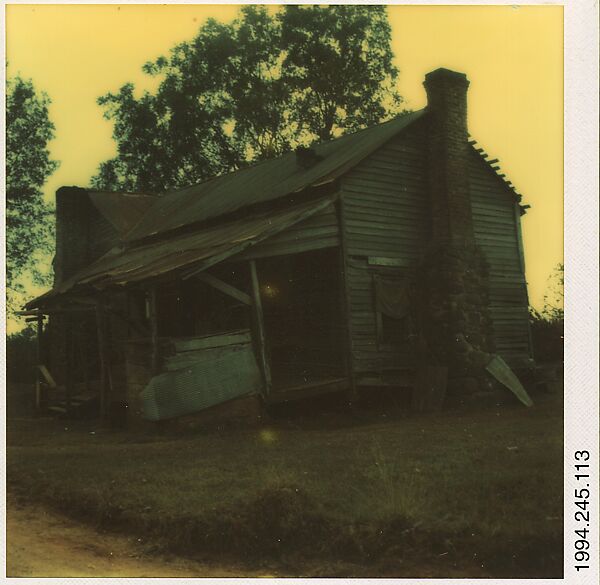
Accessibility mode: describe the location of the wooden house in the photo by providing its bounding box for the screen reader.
[25,68,533,423]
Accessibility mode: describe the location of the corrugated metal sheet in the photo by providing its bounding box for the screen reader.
[235,202,339,260]
[28,196,335,307]
[88,191,159,235]
[124,110,426,242]
[141,342,262,421]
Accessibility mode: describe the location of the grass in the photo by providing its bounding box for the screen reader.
[6,390,564,577]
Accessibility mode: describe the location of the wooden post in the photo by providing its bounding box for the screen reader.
[148,286,160,374]
[65,313,73,415]
[95,303,110,421]
[249,260,272,394]
[35,313,44,412]
[336,198,358,401]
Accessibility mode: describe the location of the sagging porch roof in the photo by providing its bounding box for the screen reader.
[26,196,335,309]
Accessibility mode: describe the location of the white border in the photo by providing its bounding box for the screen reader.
[1,2,598,585]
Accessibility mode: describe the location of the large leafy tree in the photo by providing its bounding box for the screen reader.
[6,75,59,309]
[281,5,402,142]
[92,5,404,193]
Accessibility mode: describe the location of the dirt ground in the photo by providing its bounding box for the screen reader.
[6,498,277,578]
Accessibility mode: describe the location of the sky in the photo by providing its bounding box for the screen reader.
[5,3,563,328]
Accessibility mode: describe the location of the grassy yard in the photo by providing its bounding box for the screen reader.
[6,390,563,578]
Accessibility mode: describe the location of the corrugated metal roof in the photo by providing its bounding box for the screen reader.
[88,191,159,235]
[125,110,426,242]
[27,196,335,308]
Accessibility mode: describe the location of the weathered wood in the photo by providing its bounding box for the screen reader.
[192,272,252,305]
[35,314,44,412]
[148,286,159,374]
[249,260,271,394]
[65,314,74,415]
[336,198,357,399]
[367,256,413,268]
[95,304,109,420]
[412,365,448,412]
[173,330,252,353]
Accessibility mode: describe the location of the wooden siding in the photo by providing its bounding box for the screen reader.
[235,202,339,260]
[339,129,531,377]
[341,130,428,377]
[469,152,532,362]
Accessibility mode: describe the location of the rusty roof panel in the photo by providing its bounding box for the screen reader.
[124,110,426,242]
[27,196,335,308]
[88,191,159,235]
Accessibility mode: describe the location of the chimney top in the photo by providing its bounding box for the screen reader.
[424,67,469,88]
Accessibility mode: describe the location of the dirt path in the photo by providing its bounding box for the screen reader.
[7,499,276,578]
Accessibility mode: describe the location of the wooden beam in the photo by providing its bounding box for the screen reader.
[148,286,160,374]
[65,314,74,415]
[336,197,358,401]
[367,256,412,268]
[35,314,44,412]
[193,272,252,305]
[95,304,109,421]
[249,260,271,394]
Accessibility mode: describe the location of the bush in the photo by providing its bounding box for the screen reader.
[529,264,564,364]
[6,326,37,383]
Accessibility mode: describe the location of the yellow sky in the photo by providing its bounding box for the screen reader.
[5,3,563,312]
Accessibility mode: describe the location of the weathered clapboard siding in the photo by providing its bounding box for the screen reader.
[235,202,339,260]
[341,130,428,376]
[469,151,532,361]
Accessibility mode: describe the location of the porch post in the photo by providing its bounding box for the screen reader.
[148,286,160,374]
[249,260,272,394]
[95,303,109,421]
[35,313,44,412]
[65,313,73,415]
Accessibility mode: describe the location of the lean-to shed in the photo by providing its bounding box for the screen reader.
[26,68,533,423]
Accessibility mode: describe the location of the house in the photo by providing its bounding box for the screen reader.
[25,68,533,424]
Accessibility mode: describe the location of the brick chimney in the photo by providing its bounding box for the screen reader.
[418,68,495,397]
[423,68,474,244]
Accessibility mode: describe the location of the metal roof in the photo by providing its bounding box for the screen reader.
[27,196,335,308]
[88,191,159,235]
[124,110,426,242]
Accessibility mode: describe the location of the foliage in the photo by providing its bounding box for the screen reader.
[92,5,404,193]
[529,264,564,363]
[6,75,59,310]
[6,326,37,383]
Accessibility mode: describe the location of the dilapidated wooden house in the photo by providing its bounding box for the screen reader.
[26,68,533,423]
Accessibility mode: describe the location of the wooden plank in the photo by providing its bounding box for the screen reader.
[35,314,44,411]
[192,272,252,305]
[366,256,413,268]
[95,304,109,420]
[249,260,271,394]
[336,198,356,398]
[235,236,339,261]
[148,286,159,374]
[173,330,252,352]
[164,343,249,372]
[65,313,74,415]
[266,377,348,404]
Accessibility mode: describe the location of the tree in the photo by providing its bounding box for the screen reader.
[281,5,402,142]
[6,75,59,310]
[529,263,564,363]
[92,5,404,193]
